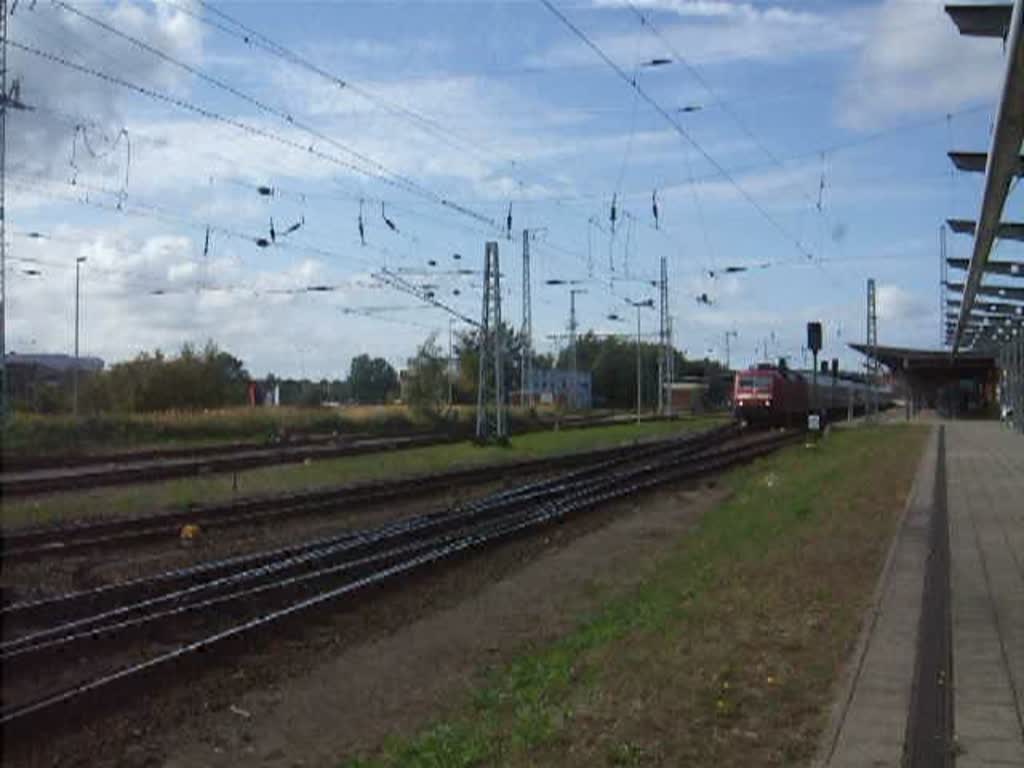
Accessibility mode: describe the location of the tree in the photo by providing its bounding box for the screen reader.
[80,341,249,413]
[404,333,448,414]
[348,354,398,404]
[452,323,523,405]
[554,332,696,409]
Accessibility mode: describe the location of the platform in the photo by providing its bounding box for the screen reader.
[946,422,1024,767]
[817,420,1024,767]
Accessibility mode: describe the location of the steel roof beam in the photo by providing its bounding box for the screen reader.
[947,298,1024,314]
[949,0,1024,351]
[946,257,1024,275]
[948,151,1024,174]
[947,218,1024,241]
[946,3,1013,37]
[947,282,1024,301]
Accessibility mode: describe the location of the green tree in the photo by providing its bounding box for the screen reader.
[453,323,523,405]
[404,333,448,414]
[77,341,249,413]
[348,354,398,404]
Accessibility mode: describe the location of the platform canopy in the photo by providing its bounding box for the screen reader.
[947,298,1024,315]
[946,257,1024,276]
[946,281,1024,302]
[947,218,1024,241]
[947,3,1014,36]
[850,343,996,371]
[945,1,1024,351]
[947,151,1024,174]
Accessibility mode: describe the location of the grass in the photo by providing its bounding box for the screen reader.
[343,424,929,768]
[3,405,608,458]
[1,417,725,529]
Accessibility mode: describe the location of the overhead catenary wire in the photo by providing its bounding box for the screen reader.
[7,38,502,234]
[539,0,815,262]
[162,0,698,292]
[9,0,966,358]
[9,6,697,361]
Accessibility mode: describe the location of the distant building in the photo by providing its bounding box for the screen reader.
[525,369,592,409]
[668,380,707,413]
[5,353,105,407]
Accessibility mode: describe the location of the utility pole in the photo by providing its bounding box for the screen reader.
[521,228,532,407]
[568,287,586,409]
[637,305,642,424]
[658,253,671,416]
[629,298,654,424]
[867,278,878,419]
[476,242,505,441]
[667,314,675,416]
[73,256,86,416]
[724,330,738,370]
[447,316,454,408]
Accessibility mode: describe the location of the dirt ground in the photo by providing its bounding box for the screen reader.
[3,475,725,768]
[160,481,726,768]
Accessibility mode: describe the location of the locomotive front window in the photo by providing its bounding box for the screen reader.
[738,376,772,391]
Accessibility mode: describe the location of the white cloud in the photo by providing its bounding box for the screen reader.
[594,0,820,25]
[5,225,438,377]
[539,2,858,69]
[876,282,929,323]
[839,0,1004,130]
[7,1,204,180]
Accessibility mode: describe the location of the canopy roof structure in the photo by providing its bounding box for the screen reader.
[946,219,1024,242]
[947,151,1024,174]
[947,3,1015,36]
[850,343,996,371]
[946,258,1024,276]
[944,1,1024,352]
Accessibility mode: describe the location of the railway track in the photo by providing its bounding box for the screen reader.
[1,424,738,561]
[0,413,669,497]
[0,428,799,740]
[0,432,458,498]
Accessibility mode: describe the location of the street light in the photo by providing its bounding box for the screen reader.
[628,298,655,424]
[724,330,738,370]
[547,279,589,408]
[73,256,86,417]
[568,288,587,409]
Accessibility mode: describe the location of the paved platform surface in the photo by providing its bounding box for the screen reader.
[817,426,937,768]
[818,421,1024,767]
[946,422,1024,767]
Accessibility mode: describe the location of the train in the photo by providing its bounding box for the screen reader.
[733,363,893,427]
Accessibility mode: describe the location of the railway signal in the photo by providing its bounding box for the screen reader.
[807,322,823,429]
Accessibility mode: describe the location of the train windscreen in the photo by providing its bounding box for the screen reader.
[737,375,773,391]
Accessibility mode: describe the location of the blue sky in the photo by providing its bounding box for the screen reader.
[6,0,1019,378]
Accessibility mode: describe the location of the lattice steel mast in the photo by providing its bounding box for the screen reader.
[476,241,506,441]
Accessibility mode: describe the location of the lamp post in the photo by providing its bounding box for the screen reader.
[546,278,586,410]
[628,298,655,424]
[724,330,738,370]
[73,256,86,416]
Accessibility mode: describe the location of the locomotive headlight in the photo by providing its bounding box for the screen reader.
[764,399,772,407]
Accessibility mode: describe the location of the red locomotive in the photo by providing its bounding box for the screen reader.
[733,363,890,427]
[733,364,808,426]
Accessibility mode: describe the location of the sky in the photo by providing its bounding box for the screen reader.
[5,0,1020,379]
